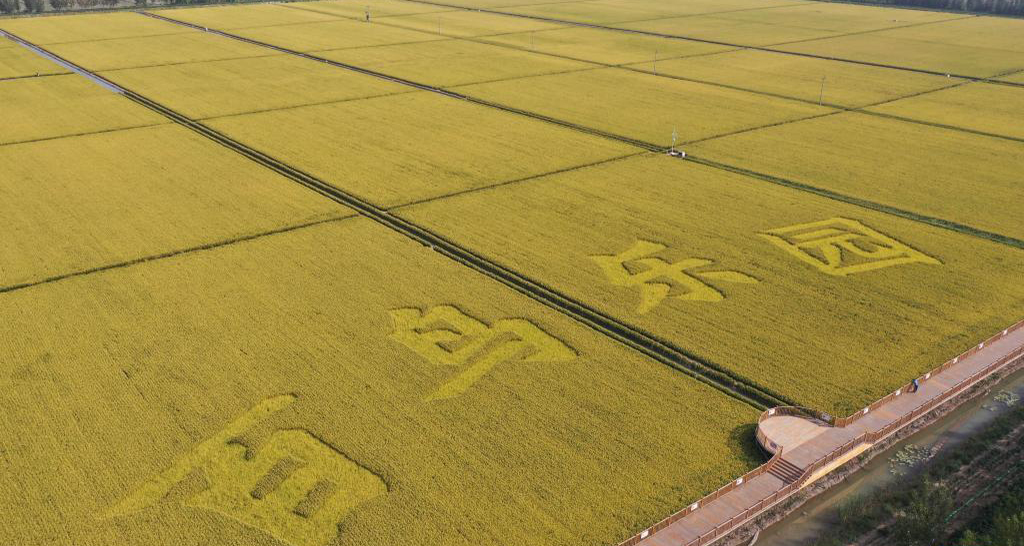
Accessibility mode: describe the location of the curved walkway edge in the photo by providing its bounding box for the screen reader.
[624,319,1024,546]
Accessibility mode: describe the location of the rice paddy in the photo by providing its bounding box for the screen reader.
[2,1,1022,545]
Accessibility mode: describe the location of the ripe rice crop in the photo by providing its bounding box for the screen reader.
[383,10,566,38]
[398,154,1024,415]
[207,91,637,207]
[575,0,817,18]
[867,82,1024,140]
[709,2,962,33]
[0,74,166,145]
[456,67,832,145]
[48,31,278,72]
[777,17,1024,78]
[499,2,680,25]
[483,26,733,65]
[0,218,760,546]
[999,72,1024,83]
[689,111,1024,240]
[318,38,591,87]
[289,0,456,19]
[0,124,348,288]
[103,54,408,119]
[0,45,70,79]
[231,18,447,53]
[614,14,845,47]
[160,3,339,30]
[628,48,952,108]
[0,12,192,45]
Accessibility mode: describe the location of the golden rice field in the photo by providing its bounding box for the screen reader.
[2,1,1024,545]
[317,39,591,86]
[206,92,636,206]
[0,73,165,144]
[289,0,454,19]
[0,218,760,546]
[456,66,832,144]
[624,48,953,108]
[103,54,408,119]
[483,26,734,65]
[398,154,1024,415]
[689,111,1024,240]
[167,3,339,30]
[866,81,1024,140]
[47,30,276,71]
[776,16,1024,77]
[0,43,70,78]
[0,123,347,288]
[232,18,448,52]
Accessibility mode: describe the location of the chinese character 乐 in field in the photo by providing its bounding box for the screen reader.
[591,240,759,313]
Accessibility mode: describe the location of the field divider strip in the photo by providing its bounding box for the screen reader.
[397,0,1024,87]
[133,12,1024,250]
[1,27,788,412]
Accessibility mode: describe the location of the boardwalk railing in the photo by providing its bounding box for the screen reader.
[833,320,1024,427]
[618,320,1024,546]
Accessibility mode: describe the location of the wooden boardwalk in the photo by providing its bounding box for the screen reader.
[630,322,1024,546]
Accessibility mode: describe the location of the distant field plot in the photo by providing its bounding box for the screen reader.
[383,10,566,38]
[398,155,1024,414]
[47,31,278,72]
[777,16,1024,77]
[0,124,348,289]
[0,74,165,145]
[710,2,963,33]
[0,218,760,546]
[0,45,70,79]
[690,112,1024,241]
[456,67,832,145]
[319,39,591,86]
[207,92,636,206]
[625,49,952,107]
[232,18,448,52]
[289,0,456,19]
[159,3,339,30]
[424,0,586,7]
[103,55,407,119]
[584,0,814,17]
[0,12,191,45]
[499,2,682,25]
[483,26,734,65]
[614,14,845,46]
[867,82,1024,140]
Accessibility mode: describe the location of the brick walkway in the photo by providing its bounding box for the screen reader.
[633,323,1024,546]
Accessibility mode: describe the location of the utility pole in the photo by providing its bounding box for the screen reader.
[654,49,658,75]
[671,127,677,154]
[819,75,826,106]
[438,17,442,35]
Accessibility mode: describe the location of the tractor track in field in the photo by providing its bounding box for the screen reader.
[397,0,1024,89]
[1,28,790,412]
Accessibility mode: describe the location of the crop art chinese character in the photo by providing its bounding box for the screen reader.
[760,218,939,276]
